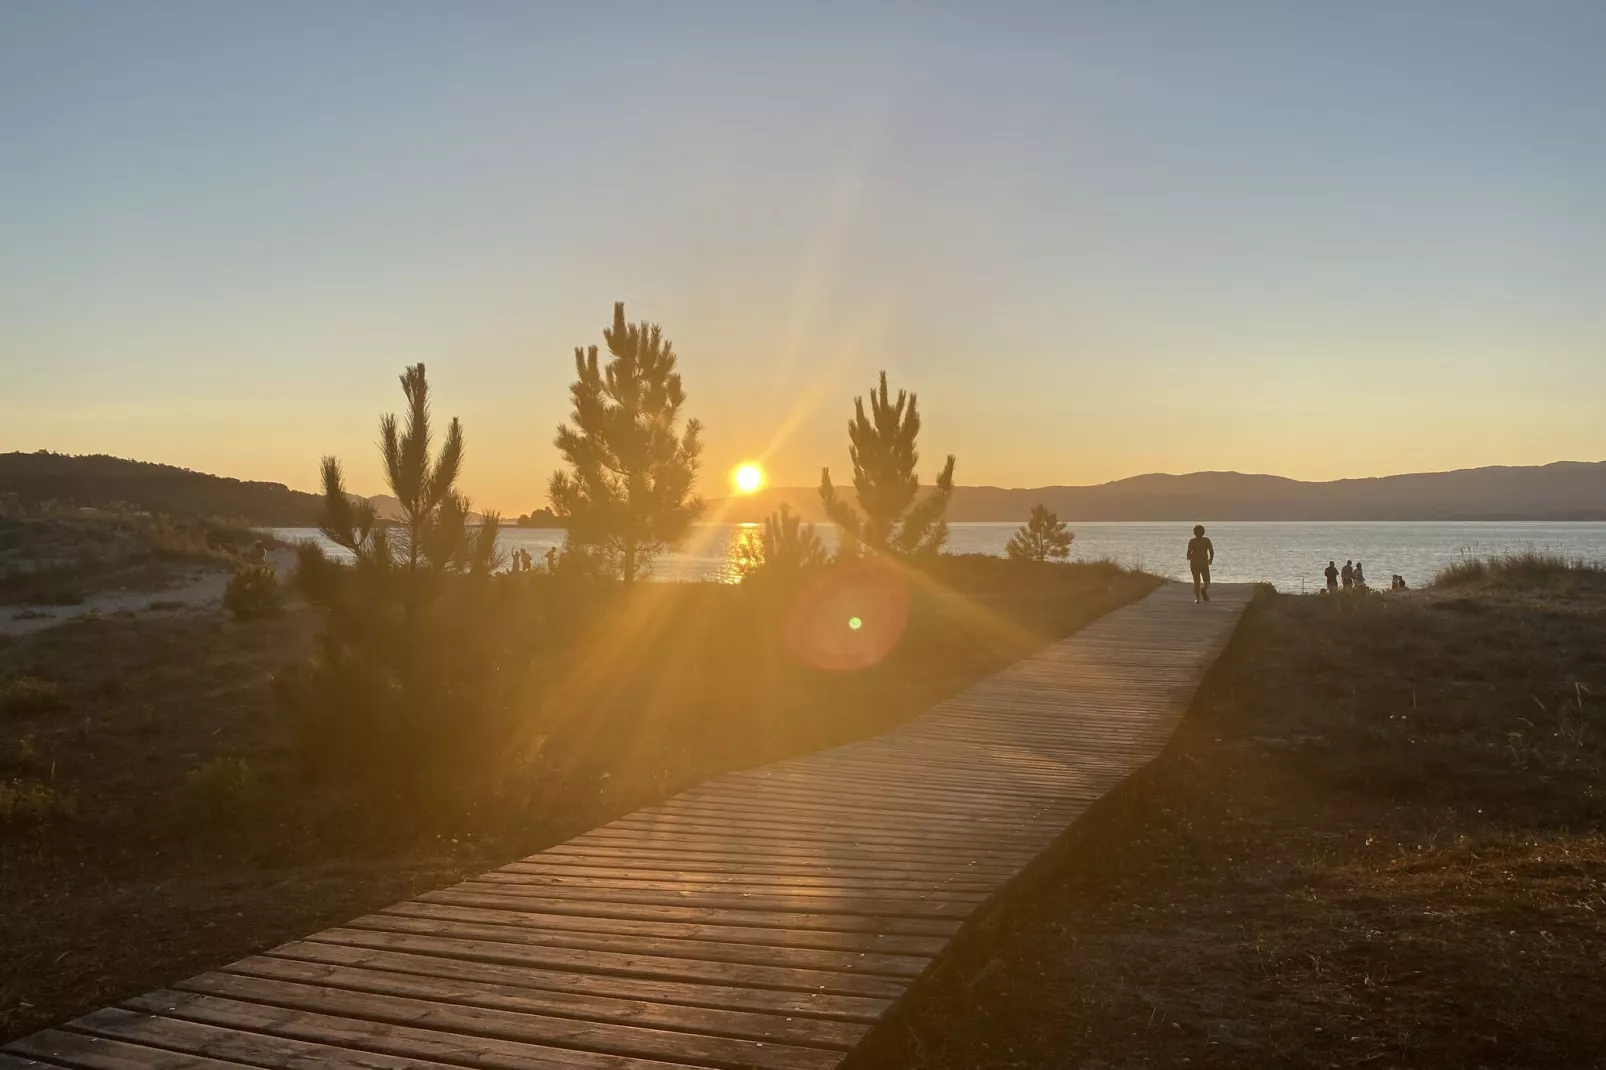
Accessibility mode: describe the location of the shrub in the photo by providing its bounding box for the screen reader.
[183,756,258,814]
[1005,504,1074,563]
[223,565,282,619]
[0,676,68,717]
[737,505,828,583]
[1434,551,1606,590]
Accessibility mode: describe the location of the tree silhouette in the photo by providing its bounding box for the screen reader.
[1006,504,1074,563]
[549,302,704,582]
[316,363,500,585]
[288,364,507,798]
[819,372,955,557]
[736,504,828,581]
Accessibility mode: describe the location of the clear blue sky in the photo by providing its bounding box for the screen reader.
[3,1,1603,512]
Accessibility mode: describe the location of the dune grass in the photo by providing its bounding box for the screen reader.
[0,515,281,605]
[1434,549,1606,590]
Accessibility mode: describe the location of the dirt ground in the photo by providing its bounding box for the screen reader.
[889,581,1606,1069]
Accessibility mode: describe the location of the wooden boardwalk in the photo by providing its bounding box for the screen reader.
[3,581,1251,1070]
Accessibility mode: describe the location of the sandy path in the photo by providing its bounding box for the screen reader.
[0,548,299,638]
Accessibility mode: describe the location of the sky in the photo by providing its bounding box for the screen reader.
[3,1,1604,514]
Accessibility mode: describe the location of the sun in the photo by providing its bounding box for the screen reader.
[732,463,765,495]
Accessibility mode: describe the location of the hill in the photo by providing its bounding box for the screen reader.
[0,453,503,526]
[8,453,1605,526]
[711,461,1606,523]
[0,452,325,525]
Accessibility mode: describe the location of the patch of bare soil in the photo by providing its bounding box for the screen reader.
[888,586,1606,1069]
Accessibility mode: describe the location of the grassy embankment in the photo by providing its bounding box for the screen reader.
[0,553,1156,1042]
[0,516,271,607]
[892,553,1606,1069]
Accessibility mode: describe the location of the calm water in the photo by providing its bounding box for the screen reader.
[268,521,1606,592]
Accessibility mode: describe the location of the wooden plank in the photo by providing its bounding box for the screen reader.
[0,1053,60,1070]
[447,879,977,919]
[490,862,999,895]
[465,871,989,904]
[340,913,934,977]
[121,992,704,1070]
[535,839,1021,873]
[267,942,891,1022]
[382,901,949,956]
[222,955,866,1050]
[69,1007,458,1069]
[565,829,1032,870]
[0,1047,49,1066]
[579,819,1037,857]
[412,889,963,938]
[509,851,1015,884]
[606,812,1043,849]
[638,794,1063,831]
[666,780,1054,819]
[310,928,912,998]
[169,975,842,1070]
[5,1030,250,1070]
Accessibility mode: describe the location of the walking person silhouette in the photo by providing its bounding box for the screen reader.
[1187,524,1214,603]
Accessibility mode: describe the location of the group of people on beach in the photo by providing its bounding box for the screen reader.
[506,546,558,574]
[1322,560,1407,593]
[1324,559,1367,591]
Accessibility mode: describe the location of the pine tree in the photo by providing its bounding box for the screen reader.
[819,372,955,557]
[287,364,507,798]
[1005,504,1074,563]
[315,364,501,583]
[549,302,704,582]
[736,504,828,581]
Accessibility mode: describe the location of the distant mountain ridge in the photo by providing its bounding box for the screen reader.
[713,461,1606,523]
[6,452,1605,525]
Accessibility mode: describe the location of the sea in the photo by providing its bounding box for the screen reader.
[267,521,1606,593]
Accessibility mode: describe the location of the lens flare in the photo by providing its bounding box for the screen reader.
[783,558,910,672]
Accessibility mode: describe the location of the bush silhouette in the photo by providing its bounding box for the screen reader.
[222,565,282,619]
[737,504,828,582]
[1006,505,1075,563]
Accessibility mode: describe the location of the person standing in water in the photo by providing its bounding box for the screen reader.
[1186,524,1214,603]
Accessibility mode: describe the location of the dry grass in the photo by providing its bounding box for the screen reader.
[1434,549,1606,592]
[0,516,278,605]
[890,583,1606,1069]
